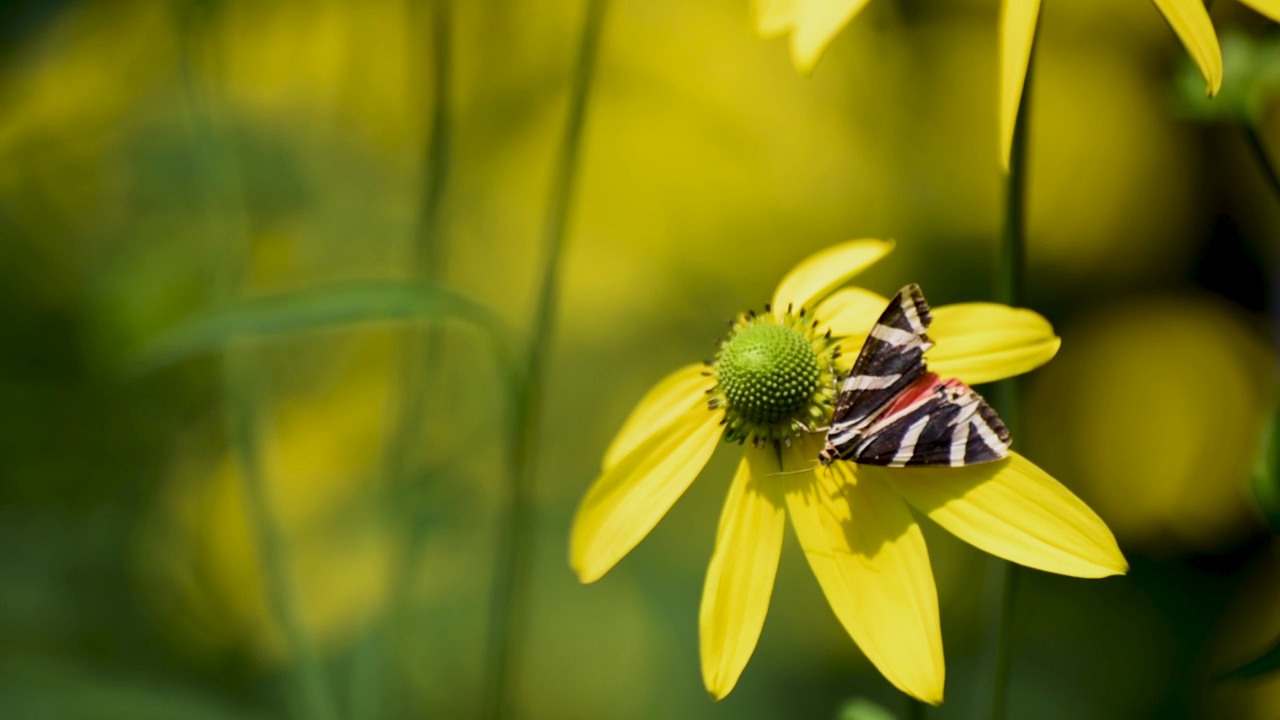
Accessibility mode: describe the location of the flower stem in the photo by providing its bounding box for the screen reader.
[480,1,608,716]
[904,696,927,720]
[987,19,1036,720]
[176,7,337,720]
[351,1,455,718]
[1241,123,1280,531]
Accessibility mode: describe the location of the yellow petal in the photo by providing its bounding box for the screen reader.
[1152,0,1223,96]
[789,0,875,74]
[571,406,724,583]
[870,452,1128,578]
[1238,0,1280,22]
[700,447,787,700]
[999,0,1041,171]
[813,287,888,338]
[927,303,1061,385]
[771,239,893,319]
[783,443,945,705]
[754,0,798,37]
[603,364,716,470]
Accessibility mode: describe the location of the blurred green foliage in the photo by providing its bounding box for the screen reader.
[2,0,1280,718]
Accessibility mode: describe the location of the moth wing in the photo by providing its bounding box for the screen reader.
[851,378,1011,467]
[831,284,935,429]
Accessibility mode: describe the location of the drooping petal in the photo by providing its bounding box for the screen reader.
[869,452,1127,578]
[754,0,798,37]
[927,303,1060,385]
[771,239,893,319]
[789,0,875,73]
[783,443,945,705]
[700,447,787,700]
[571,406,724,583]
[603,364,716,470]
[999,0,1040,172]
[1238,0,1280,22]
[1152,0,1223,96]
[813,287,887,338]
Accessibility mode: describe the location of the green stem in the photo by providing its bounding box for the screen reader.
[176,7,338,720]
[904,696,926,720]
[480,1,608,716]
[224,355,338,720]
[987,18,1036,720]
[352,1,455,718]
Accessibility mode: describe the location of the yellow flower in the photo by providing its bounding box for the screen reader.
[753,0,1280,168]
[569,239,1127,704]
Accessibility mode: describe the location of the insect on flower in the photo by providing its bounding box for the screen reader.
[570,239,1127,705]
[821,284,1010,467]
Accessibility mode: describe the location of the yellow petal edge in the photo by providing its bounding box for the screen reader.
[700,448,786,700]
[771,238,893,320]
[1152,0,1223,96]
[927,303,1060,386]
[603,364,715,470]
[874,452,1128,578]
[571,406,723,583]
[999,0,1041,171]
[784,445,945,705]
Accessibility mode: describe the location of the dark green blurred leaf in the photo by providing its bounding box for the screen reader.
[1177,32,1280,124]
[136,280,503,370]
[0,657,268,720]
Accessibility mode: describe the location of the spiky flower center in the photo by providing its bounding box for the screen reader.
[709,307,841,446]
[718,325,819,424]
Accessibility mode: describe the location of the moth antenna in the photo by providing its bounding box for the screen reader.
[766,464,822,477]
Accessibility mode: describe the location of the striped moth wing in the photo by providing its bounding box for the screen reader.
[821,284,1011,467]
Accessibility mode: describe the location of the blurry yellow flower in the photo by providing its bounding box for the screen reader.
[752,0,1280,168]
[569,239,1127,703]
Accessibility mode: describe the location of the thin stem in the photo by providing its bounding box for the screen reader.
[987,16,1036,720]
[351,2,455,719]
[480,1,608,716]
[176,7,338,720]
[224,355,339,720]
[904,696,926,720]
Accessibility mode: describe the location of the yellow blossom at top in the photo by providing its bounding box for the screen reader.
[753,0,1280,168]
[569,239,1127,704]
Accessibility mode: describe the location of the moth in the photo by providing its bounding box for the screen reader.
[820,284,1011,467]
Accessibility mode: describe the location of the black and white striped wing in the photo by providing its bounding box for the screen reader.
[830,284,934,431]
[848,377,1011,467]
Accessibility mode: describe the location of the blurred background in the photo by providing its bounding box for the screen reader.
[3,0,1280,717]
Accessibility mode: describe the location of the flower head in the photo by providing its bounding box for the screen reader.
[569,239,1127,703]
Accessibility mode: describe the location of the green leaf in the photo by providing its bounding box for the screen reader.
[136,280,503,371]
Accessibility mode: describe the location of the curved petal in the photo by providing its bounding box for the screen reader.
[1238,0,1280,22]
[790,0,875,74]
[783,443,945,705]
[604,364,716,470]
[755,0,798,37]
[999,0,1041,171]
[700,447,787,700]
[869,452,1127,578]
[927,303,1061,385]
[571,406,724,583]
[814,287,888,338]
[1152,0,1223,96]
[771,239,894,319]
